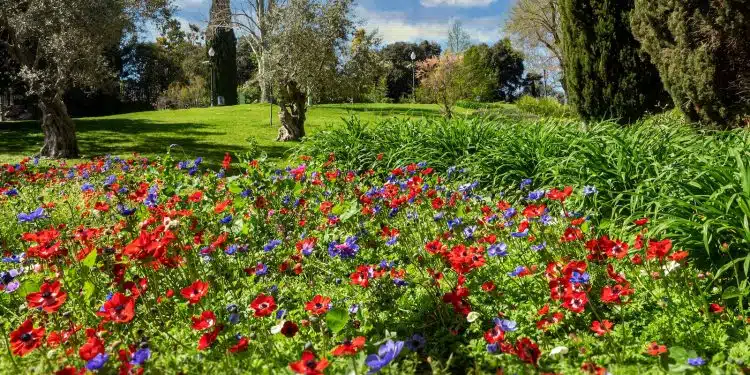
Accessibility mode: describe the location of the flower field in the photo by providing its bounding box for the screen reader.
[1,152,749,374]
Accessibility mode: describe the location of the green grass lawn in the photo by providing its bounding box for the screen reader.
[0,103,473,168]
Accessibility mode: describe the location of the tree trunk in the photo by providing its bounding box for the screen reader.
[39,94,79,158]
[277,81,306,141]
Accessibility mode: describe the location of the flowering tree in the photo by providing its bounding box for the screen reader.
[417,53,466,118]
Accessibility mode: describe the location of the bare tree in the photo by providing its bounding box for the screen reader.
[230,0,279,103]
[447,20,471,53]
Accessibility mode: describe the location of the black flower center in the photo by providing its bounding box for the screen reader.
[20,333,32,342]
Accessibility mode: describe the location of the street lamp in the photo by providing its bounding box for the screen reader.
[208,47,216,107]
[410,51,416,103]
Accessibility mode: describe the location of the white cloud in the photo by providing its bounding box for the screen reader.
[420,0,495,7]
[356,7,501,45]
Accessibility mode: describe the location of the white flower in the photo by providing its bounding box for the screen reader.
[270,321,284,334]
[466,311,480,323]
[549,346,569,357]
[662,260,680,275]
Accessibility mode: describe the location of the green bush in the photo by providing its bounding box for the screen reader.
[515,96,574,118]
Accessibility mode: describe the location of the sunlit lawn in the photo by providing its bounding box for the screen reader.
[0,103,474,168]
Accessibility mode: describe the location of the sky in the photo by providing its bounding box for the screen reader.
[168,0,515,47]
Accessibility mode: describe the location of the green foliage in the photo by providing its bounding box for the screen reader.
[631,0,750,128]
[381,41,442,102]
[296,112,750,282]
[560,0,670,123]
[462,40,526,102]
[207,28,238,105]
[515,95,573,118]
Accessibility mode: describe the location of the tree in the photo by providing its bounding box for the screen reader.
[447,20,472,53]
[236,36,258,85]
[560,0,669,123]
[417,53,466,118]
[233,0,278,103]
[631,1,750,128]
[207,0,238,105]
[462,44,496,101]
[488,39,525,102]
[522,73,543,97]
[262,0,355,141]
[334,29,389,103]
[503,0,564,95]
[381,41,442,102]
[0,0,167,158]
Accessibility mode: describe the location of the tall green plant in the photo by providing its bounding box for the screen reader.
[560,0,670,123]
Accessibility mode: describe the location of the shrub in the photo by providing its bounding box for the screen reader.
[156,75,210,110]
[515,96,574,118]
[560,0,671,123]
[631,0,750,128]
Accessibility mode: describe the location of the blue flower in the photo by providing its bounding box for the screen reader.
[570,271,590,285]
[17,207,46,223]
[405,334,425,351]
[540,214,554,226]
[687,357,706,366]
[463,226,477,240]
[488,242,508,257]
[349,304,359,314]
[86,353,109,371]
[386,236,398,246]
[433,212,445,221]
[531,242,547,251]
[225,244,238,255]
[508,266,527,277]
[103,175,116,187]
[327,236,360,259]
[117,204,136,217]
[511,229,528,238]
[144,185,158,207]
[503,207,517,219]
[2,253,24,263]
[583,185,597,196]
[3,188,18,197]
[486,343,499,353]
[220,215,233,224]
[493,318,517,332]
[519,178,532,189]
[130,348,151,365]
[254,263,268,276]
[527,190,545,201]
[264,239,282,252]
[366,340,404,374]
[447,217,462,231]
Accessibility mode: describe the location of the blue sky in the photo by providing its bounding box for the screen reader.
[169,0,514,46]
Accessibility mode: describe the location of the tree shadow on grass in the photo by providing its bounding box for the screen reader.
[316,104,444,118]
[0,118,294,169]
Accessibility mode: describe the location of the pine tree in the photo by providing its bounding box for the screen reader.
[560,0,669,123]
[631,1,750,128]
[207,0,238,105]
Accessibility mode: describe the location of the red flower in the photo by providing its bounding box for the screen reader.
[289,350,329,375]
[481,281,496,292]
[590,320,613,336]
[709,303,724,314]
[547,186,573,202]
[9,319,45,356]
[281,321,299,337]
[350,266,370,288]
[561,291,588,313]
[645,342,667,356]
[600,284,634,304]
[646,239,672,260]
[669,250,689,262]
[634,217,649,226]
[191,310,217,331]
[198,325,222,350]
[484,326,505,344]
[97,292,136,323]
[515,337,540,366]
[229,337,249,353]
[78,329,105,361]
[181,280,209,304]
[331,336,366,356]
[305,295,331,315]
[250,293,277,317]
[561,227,584,242]
[26,280,67,313]
[222,152,232,170]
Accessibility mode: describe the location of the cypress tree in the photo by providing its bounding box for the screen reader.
[560,0,670,123]
[207,0,238,105]
[631,1,750,128]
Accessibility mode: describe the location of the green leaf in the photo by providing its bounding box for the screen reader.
[83,281,95,301]
[326,308,349,334]
[82,250,97,268]
[228,179,243,194]
[17,277,42,298]
[340,200,359,222]
[232,218,245,235]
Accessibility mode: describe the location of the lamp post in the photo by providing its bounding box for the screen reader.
[410,51,416,103]
[208,47,216,107]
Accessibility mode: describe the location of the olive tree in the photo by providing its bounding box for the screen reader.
[0,0,166,158]
[263,0,354,141]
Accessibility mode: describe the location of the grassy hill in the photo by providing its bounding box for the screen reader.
[0,103,474,168]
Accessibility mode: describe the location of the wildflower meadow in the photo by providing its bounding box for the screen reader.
[1,151,749,374]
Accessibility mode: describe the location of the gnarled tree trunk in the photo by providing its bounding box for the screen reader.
[277,80,306,141]
[38,93,79,158]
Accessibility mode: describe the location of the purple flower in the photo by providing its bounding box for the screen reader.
[220,215,233,224]
[511,229,528,238]
[488,242,508,257]
[405,334,425,351]
[463,226,476,240]
[117,204,136,216]
[687,357,706,366]
[328,236,360,259]
[527,190,545,201]
[254,263,268,276]
[503,207,517,219]
[144,185,158,207]
[531,242,547,251]
[86,353,109,371]
[508,266,527,277]
[103,175,116,187]
[570,271,590,285]
[386,236,398,246]
[130,348,151,365]
[366,340,404,374]
[486,343,499,353]
[519,178,532,189]
[3,188,18,196]
[447,217,462,231]
[264,239,282,252]
[17,207,46,223]
[349,304,359,314]
[81,183,94,192]
[493,318,517,332]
